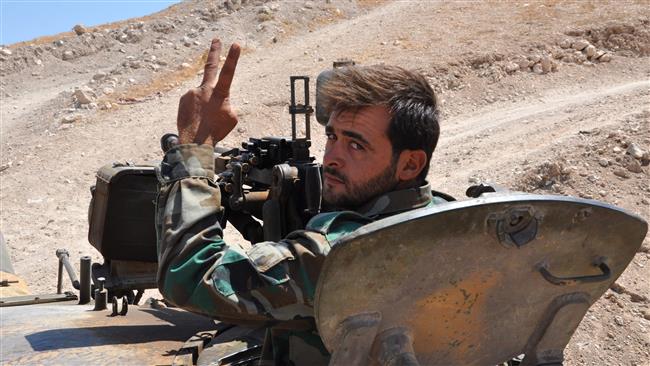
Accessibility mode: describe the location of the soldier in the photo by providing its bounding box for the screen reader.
[156,38,441,365]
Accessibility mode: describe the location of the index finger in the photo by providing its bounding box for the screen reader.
[215,43,241,96]
[200,39,222,88]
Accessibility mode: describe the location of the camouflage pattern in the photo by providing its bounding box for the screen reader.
[155,144,436,365]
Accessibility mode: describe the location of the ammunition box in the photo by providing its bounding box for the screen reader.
[88,163,158,262]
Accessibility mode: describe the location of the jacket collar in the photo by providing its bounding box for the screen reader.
[355,182,432,219]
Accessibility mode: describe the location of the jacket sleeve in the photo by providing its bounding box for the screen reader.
[155,144,366,325]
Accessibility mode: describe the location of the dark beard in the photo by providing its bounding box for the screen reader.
[322,162,398,210]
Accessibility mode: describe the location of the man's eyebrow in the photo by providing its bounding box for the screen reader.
[325,125,372,147]
[341,130,370,146]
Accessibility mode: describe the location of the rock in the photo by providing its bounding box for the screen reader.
[128,60,142,69]
[304,1,314,9]
[128,78,136,83]
[505,62,519,74]
[62,50,74,60]
[613,146,622,153]
[102,87,114,95]
[55,40,64,46]
[598,53,612,62]
[180,62,191,69]
[573,51,587,64]
[258,5,271,14]
[627,143,645,159]
[584,45,597,58]
[559,39,572,49]
[73,87,96,104]
[598,158,609,167]
[613,168,630,179]
[611,282,626,294]
[0,162,12,172]
[61,114,82,124]
[614,316,625,326]
[532,63,544,74]
[629,292,648,303]
[393,40,401,46]
[572,39,590,51]
[641,152,650,166]
[644,310,650,321]
[0,48,12,56]
[73,24,87,35]
[513,56,529,70]
[99,101,112,110]
[92,72,107,81]
[540,56,552,73]
[625,159,643,173]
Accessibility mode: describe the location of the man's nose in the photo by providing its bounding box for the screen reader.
[323,143,344,168]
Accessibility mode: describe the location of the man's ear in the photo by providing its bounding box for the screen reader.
[396,149,427,182]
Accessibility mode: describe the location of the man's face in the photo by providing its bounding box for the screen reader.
[322,106,399,209]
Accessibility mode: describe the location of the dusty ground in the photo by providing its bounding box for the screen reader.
[1,0,649,365]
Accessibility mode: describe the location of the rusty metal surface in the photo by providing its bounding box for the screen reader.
[314,193,647,365]
[0,300,215,365]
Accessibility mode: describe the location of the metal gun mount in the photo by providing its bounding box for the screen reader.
[214,76,322,242]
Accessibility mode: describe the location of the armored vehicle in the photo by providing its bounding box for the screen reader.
[1,71,647,366]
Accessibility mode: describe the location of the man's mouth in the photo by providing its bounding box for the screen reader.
[323,169,346,185]
[324,173,344,185]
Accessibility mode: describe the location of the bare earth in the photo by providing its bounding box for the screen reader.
[1,1,648,365]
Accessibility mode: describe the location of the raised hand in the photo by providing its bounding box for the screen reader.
[176,39,241,146]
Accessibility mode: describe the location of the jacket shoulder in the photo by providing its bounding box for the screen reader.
[306,211,372,243]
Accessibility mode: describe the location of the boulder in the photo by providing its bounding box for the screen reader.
[572,39,590,51]
[627,143,646,159]
[559,39,572,49]
[598,53,612,62]
[73,87,96,104]
[73,24,87,35]
[505,62,520,74]
[540,56,553,73]
[62,50,74,60]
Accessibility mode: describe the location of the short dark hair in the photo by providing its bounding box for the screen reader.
[319,65,440,182]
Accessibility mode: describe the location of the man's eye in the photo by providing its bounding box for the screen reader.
[326,133,336,140]
[350,141,364,151]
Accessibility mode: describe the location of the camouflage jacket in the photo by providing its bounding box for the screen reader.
[155,144,440,365]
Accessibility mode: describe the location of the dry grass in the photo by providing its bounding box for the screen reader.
[98,49,207,108]
[358,0,388,9]
[7,2,183,48]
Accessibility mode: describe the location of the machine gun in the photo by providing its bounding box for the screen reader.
[162,76,322,243]
[86,75,323,305]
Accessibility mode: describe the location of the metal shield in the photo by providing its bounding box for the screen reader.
[314,194,647,365]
